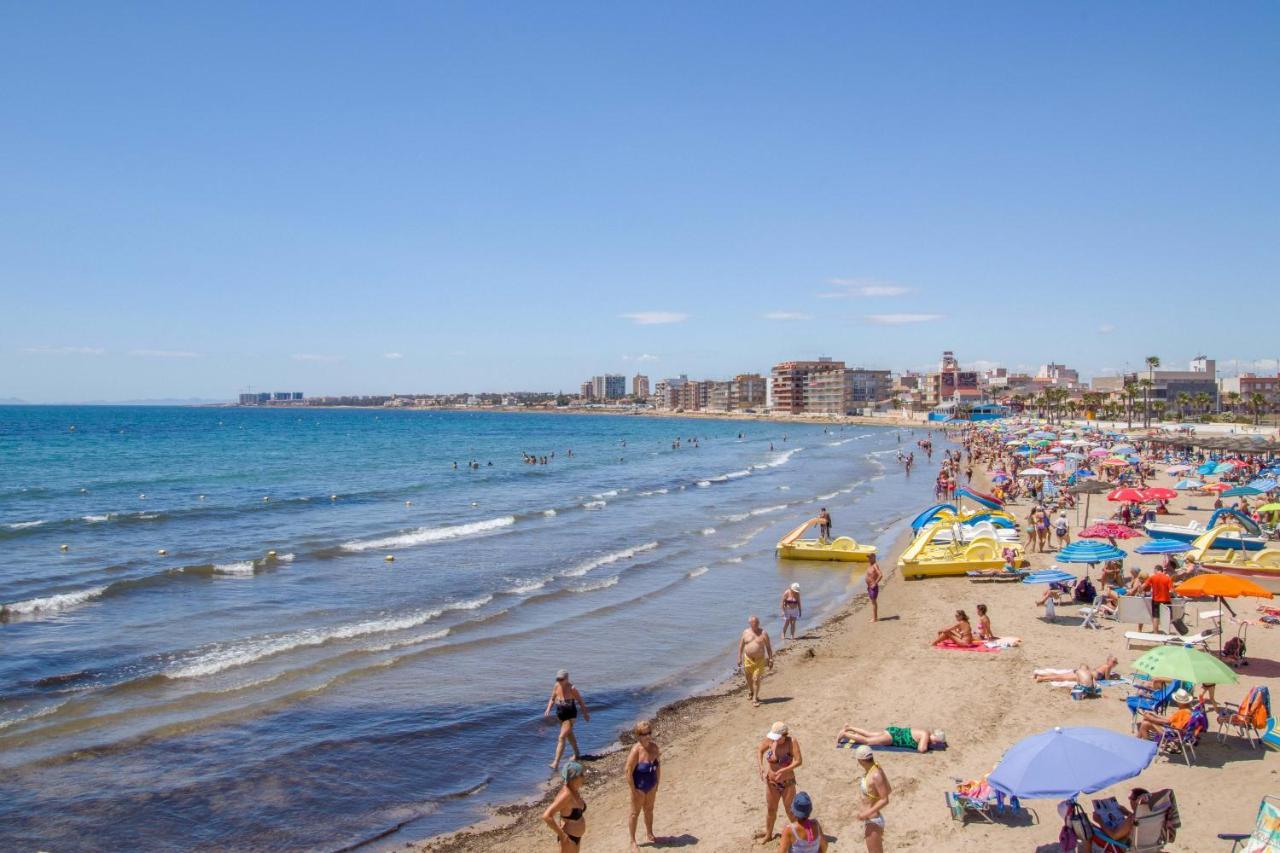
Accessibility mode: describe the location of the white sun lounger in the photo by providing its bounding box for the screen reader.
[1124,630,1216,650]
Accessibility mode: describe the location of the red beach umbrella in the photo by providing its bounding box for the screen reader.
[1107,487,1147,503]
[1141,487,1177,502]
[1201,483,1231,493]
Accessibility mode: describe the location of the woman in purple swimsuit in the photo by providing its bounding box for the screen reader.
[625,720,662,852]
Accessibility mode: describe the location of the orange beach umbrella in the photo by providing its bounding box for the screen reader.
[1175,575,1273,600]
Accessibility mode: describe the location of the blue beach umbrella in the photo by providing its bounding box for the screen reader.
[1021,570,1076,585]
[988,726,1158,800]
[1223,486,1262,498]
[1134,539,1194,555]
[1056,540,1127,564]
[1173,478,1203,490]
[1249,478,1277,493]
[1214,462,1238,475]
[1197,462,1218,475]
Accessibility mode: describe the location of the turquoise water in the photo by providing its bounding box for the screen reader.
[0,406,933,850]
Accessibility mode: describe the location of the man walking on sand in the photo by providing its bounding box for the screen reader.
[738,615,774,707]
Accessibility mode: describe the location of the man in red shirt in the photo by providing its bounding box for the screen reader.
[1142,565,1174,630]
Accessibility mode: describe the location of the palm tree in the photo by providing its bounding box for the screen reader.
[1176,392,1191,421]
[1152,401,1167,423]
[1227,391,1241,419]
[1144,356,1161,427]
[1194,392,1212,422]
[1122,385,1138,429]
[1137,379,1154,428]
[1251,392,1267,426]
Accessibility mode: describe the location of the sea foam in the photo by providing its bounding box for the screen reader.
[340,516,515,552]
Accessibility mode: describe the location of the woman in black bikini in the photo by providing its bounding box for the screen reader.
[544,669,590,770]
[756,721,803,843]
[625,720,661,852]
[543,761,587,851]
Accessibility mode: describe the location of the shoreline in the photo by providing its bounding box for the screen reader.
[413,464,927,851]
[411,430,1278,853]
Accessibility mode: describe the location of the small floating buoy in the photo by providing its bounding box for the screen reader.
[69,425,76,431]
[139,493,146,500]
[80,488,88,494]
[198,495,205,500]
[60,544,69,551]
[384,554,395,562]
[330,495,338,501]
[471,501,479,507]
[405,500,412,507]
[157,549,167,556]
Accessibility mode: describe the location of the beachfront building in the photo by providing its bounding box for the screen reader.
[767,359,890,415]
[1036,363,1080,387]
[733,374,766,409]
[1220,373,1280,411]
[769,358,840,414]
[579,381,594,400]
[632,374,650,400]
[587,374,626,400]
[706,381,732,412]
[924,351,980,407]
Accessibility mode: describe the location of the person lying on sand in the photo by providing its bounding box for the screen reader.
[1032,655,1119,687]
[836,725,946,754]
[932,610,975,646]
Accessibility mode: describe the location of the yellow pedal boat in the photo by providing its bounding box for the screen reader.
[1187,524,1280,593]
[898,522,1027,579]
[776,519,877,563]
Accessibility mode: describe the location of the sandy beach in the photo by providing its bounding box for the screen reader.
[419,431,1276,852]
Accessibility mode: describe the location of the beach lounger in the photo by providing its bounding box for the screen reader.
[1123,630,1213,650]
[1079,595,1117,630]
[946,778,1022,825]
[1217,686,1271,749]
[1218,794,1280,852]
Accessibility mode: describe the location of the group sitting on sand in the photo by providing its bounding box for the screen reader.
[931,604,995,646]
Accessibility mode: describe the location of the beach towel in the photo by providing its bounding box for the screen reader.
[984,637,1021,649]
[935,640,1000,652]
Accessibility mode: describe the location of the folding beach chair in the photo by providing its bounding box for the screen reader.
[1218,795,1280,852]
[1080,594,1117,630]
[1127,678,1187,730]
[1217,686,1271,749]
[945,776,1023,825]
[1145,704,1208,766]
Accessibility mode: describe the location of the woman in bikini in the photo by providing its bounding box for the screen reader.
[932,610,975,646]
[853,745,890,853]
[974,603,995,640]
[1032,654,1119,687]
[778,790,827,852]
[543,761,587,851]
[624,720,661,852]
[780,583,802,641]
[544,669,590,770]
[756,721,802,843]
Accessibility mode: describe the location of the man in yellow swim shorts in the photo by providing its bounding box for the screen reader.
[737,615,774,707]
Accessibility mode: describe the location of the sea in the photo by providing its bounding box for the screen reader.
[0,406,940,850]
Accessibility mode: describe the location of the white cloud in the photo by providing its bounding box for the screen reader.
[383,352,404,360]
[865,313,944,325]
[620,311,689,325]
[622,353,660,363]
[1098,323,1115,335]
[130,349,198,358]
[1232,358,1279,373]
[821,278,912,298]
[762,311,812,321]
[20,346,106,355]
[292,353,344,363]
[964,360,1001,372]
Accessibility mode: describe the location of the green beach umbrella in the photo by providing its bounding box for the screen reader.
[1131,645,1238,686]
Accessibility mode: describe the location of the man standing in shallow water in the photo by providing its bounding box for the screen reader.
[738,615,774,707]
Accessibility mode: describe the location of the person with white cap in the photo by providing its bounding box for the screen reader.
[778,790,827,852]
[853,744,890,853]
[1135,688,1196,741]
[755,721,803,843]
[780,583,802,641]
[544,669,590,770]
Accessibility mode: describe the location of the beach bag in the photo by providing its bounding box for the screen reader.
[1225,635,1247,660]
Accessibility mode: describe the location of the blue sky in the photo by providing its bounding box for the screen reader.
[2,2,1277,401]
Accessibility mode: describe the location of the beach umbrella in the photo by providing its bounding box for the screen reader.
[1112,444,1136,453]
[1107,487,1147,503]
[988,727,1157,800]
[1174,478,1203,490]
[1201,482,1231,493]
[1020,467,1051,476]
[1049,446,1067,454]
[1101,458,1130,467]
[1034,454,1057,463]
[1050,462,1067,473]
[1176,574,1274,650]
[991,473,1010,484]
[1022,570,1077,585]
[1064,452,1085,460]
[1166,464,1192,474]
[1248,478,1278,493]
[1196,461,1218,475]
[1079,523,1140,541]
[1258,502,1280,513]
[1214,462,1239,475]
[1134,539,1194,555]
[1222,486,1262,498]
[1068,478,1111,526]
[1056,540,1127,563]
[1141,487,1178,502]
[1089,448,1111,458]
[1130,644,1238,686]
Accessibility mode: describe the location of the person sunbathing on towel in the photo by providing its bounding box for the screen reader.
[1032,655,1119,687]
[836,725,946,754]
[932,610,976,646]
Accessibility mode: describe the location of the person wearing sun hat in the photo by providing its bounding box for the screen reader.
[755,721,803,843]
[780,583,802,641]
[778,790,827,852]
[1135,688,1196,741]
